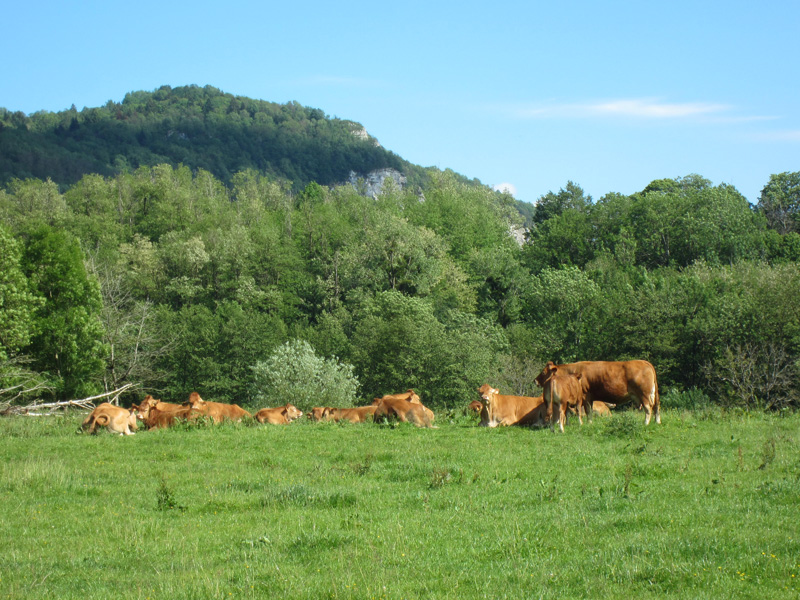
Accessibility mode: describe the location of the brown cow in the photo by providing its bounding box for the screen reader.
[254,404,303,425]
[468,400,484,415]
[570,400,615,417]
[184,392,252,423]
[537,367,587,433]
[535,360,661,425]
[379,389,435,424]
[372,397,434,428]
[326,406,378,423]
[81,403,138,435]
[308,406,334,422]
[136,402,202,430]
[476,384,549,427]
[138,394,183,413]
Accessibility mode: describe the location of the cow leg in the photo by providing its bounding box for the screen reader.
[643,401,652,425]
[559,403,567,433]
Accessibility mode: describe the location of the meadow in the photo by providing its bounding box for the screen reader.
[0,408,798,599]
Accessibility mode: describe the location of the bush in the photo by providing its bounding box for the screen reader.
[250,339,360,411]
[661,387,711,410]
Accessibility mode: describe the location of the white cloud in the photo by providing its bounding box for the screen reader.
[750,130,800,142]
[503,98,736,120]
[493,182,517,196]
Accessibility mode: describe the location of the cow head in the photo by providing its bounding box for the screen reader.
[535,361,558,388]
[185,392,205,409]
[309,406,329,421]
[284,404,303,421]
[477,384,498,403]
[406,389,422,404]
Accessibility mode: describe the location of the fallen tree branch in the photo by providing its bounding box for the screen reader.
[1,383,137,416]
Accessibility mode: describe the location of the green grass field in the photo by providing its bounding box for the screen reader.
[1,408,798,599]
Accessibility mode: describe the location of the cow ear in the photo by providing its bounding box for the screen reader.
[551,366,559,374]
[576,373,583,381]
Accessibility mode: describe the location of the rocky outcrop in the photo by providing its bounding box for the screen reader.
[351,126,382,148]
[348,168,407,198]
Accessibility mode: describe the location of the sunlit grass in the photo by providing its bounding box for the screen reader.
[0,408,797,598]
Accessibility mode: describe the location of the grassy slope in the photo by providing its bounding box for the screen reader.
[0,409,798,599]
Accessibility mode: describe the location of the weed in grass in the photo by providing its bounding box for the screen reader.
[738,446,744,472]
[429,467,464,489]
[623,464,633,498]
[351,453,373,476]
[156,477,186,512]
[539,475,560,502]
[759,437,777,470]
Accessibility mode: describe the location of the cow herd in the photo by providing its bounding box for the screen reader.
[80,359,662,436]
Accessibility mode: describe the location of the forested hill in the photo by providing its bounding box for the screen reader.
[0,84,442,191]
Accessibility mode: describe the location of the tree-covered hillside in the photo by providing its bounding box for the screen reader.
[0,85,439,191]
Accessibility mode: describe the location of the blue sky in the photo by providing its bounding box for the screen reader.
[3,0,798,204]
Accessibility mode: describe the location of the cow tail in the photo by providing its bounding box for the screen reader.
[547,376,558,428]
[653,368,661,423]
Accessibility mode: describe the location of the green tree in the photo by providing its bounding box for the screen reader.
[530,181,591,225]
[0,225,41,359]
[349,291,447,402]
[757,171,800,234]
[21,226,106,398]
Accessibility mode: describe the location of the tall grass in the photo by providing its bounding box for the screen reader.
[0,408,797,599]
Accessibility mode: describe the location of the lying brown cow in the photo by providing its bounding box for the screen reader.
[535,360,661,425]
[137,394,183,413]
[537,367,587,433]
[135,402,202,430]
[476,384,549,427]
[254,404,303,425]
[372,397,434,428]
[326,406,378,423]
[81,403,138,435]
[468,400,484,415]
[378,389,435,424]
[185,392,251,423]
[308,406,333,422]
[570,400,615,417]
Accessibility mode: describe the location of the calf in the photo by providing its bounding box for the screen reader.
[538,366,588,433]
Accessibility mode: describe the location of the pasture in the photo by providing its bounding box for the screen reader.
[1,408,798,599]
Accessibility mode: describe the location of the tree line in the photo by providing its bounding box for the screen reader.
[1,165,799,411]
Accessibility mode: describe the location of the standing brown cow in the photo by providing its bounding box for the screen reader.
[535,360,661,425]
[537,367,587,433]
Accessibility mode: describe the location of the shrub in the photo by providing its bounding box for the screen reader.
[250,339,360,411]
